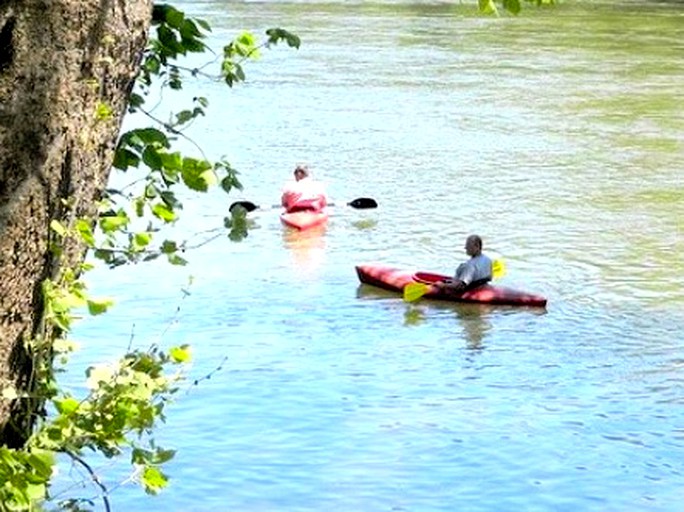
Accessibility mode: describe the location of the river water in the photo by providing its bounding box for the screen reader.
[60,1,683,510]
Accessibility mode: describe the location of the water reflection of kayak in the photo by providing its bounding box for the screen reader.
[282,223,327,274]
[356,264,547,307]
[280,210,329,230]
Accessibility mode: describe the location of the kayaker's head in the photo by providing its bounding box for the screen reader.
[465,234,483,257]
[294,164,309,181]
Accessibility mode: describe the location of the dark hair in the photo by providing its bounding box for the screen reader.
[468,234,483,249]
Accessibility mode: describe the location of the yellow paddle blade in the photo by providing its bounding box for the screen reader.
[403,282,430,302]
[492,259,506,278]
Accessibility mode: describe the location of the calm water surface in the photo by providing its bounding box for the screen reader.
[59,1,683,510]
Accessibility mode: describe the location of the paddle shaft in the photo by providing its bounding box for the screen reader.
[229,197,377,213]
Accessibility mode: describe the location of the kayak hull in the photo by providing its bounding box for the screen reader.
[356,264,547,307]
[280,210,329,230]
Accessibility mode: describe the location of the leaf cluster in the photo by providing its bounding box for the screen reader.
[0,345,190,509]
[1,4,302,510]
[0,447,54,511]
[98,4,300,268]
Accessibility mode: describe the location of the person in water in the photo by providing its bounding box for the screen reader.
[436,234,493,293]
[281,164,327,213]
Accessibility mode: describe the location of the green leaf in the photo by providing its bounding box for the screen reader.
[151,4,169,24]
[94,248,114,263]
[157,25,180,54]
[134,197,146,217]
[113,148,141,170]
[235,33,258,58]
[75,219,96,246]
[180,19,202,39]
[100,212,130,232]
[160,240,178,254]
[142,466,168,495]
[164,6,185,29]
[153,449,176,464]
[95,102,113,120]
[53,290,87,310]
[50,220,68,237]
[160,191,181,209]
[25,482,47,502]
[180,158,213,191]
[87,298,113,316]
[132,447,152,465]
[235,64,246,82]
[220,176,236,194]
[266,28,301,49]
[142,146,163,170]
[27,450,55,480]
[152,203,177,222]
[143,55,161,75]
[217,160,243,193]
[504,0,522,14]
[132,128,170,148]
[134,232,152,248]
[167,253,188,266]
[169,73,183,90]
[129,93,145,110]
[160,167,181,186]
[223,42,236,59]
[197,19,211,32]
[222,61,238,87]
[160,151,182,172]
[55,397,80,415]
[169,345,191,363]
[175,109,195,126]
[145,183,158,199]
[479,0,499,14]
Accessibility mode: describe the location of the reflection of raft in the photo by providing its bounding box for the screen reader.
[355,264,548,307]
[280,210,329,230]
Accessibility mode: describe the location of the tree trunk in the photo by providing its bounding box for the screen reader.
[0,0,152,447]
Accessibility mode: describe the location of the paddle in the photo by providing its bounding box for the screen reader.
[347,197,378,209]
[228,201,259,213]
[403,259,507,303]
[229,197,378,213]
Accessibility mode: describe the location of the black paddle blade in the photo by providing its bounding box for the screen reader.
[229,201,259,213]
[347,197,378,209]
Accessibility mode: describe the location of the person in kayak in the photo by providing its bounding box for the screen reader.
[281,164,328,213]
[436,234,493,293]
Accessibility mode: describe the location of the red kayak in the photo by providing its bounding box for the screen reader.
[280,210,329,230]
[356,264,547,307]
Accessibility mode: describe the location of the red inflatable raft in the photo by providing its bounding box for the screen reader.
[356,264,547,307]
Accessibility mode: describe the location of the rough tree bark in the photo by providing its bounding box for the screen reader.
[0,0,152,447]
